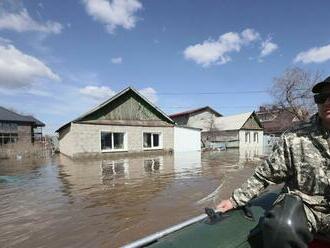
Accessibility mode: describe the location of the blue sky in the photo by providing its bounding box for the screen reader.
[0,0,329,133]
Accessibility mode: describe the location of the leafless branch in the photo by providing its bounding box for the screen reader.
[269,67,322,121]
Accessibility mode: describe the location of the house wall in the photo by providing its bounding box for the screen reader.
[202,130,239,148]
[17,124,32,144]
[173,126,201,152]
[58,126,75,157]
[239,130,263,155]
[187,110,218,131]
[59,123,174,158]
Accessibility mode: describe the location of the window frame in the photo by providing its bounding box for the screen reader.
[142,131,163,150]
[100,131,127,152]
[253,132,259,143]
[0,132,18,146]
[245,131,250,143]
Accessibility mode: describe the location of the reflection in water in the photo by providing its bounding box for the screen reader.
[144,157,162,172]
[174,151,202,179]
[102,159,128,176]
[0,150,262,248]
[239,145,263,162]
[101,159,128,187]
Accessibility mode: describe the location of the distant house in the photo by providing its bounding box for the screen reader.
[56,87,201,158]
[256,106,300,136]
[0,106,45,146]
[203,112,263,152]
[169,106,222,131]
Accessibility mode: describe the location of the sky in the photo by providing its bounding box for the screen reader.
[0,0,329,134]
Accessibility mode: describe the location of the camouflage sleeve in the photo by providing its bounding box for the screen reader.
[231,136,292,207]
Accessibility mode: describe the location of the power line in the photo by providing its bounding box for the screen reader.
[162,105,258,109]
[157,90,268,95]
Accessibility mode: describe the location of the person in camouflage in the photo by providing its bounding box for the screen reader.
[217,76,330,244]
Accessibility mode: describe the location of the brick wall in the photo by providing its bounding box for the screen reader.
[17,124,32,144]
[59,123,174,157]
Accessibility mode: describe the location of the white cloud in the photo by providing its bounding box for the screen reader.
[0,42,60,89]
[241,29,260,43]
[111,57,122,64]
[139,87,157,103]
[294,44,330,64]
[183,28,260,67]
[260,38,278,57]
[79,86,116,100]
[83,0,142,33]
[0,9,62,34]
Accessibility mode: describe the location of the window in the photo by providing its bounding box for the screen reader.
[153,133,159,147]
[0,133,18,146]
[143,132,161,149]
[254,132,258,143]
[101,132,125,151]
[245,132,250,143]
[0,122,18,132]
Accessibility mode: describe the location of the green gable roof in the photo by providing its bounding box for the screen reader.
[56,87,175,133]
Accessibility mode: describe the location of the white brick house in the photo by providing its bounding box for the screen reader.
[56,87,200,158]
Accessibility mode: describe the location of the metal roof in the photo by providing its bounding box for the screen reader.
[23,115,45,127]
[0,106,45,126]
[169,106,222,118]
[214,112,258,131]
[0,106,28,122]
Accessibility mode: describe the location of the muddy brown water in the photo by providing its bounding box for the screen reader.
[0,150,262,248]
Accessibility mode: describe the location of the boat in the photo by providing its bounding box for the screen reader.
[122,190,330,248]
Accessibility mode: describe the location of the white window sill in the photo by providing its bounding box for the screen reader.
[143,147,163,150]
[101,149,127,153]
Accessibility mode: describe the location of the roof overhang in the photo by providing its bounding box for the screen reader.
[56,87,175,133]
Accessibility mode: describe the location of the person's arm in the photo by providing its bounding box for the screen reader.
[217,135,292,212]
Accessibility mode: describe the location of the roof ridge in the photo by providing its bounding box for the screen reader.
[169,106,222,118]
[56,86,174,133]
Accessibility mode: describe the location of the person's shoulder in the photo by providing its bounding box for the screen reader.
[282,117,314,139]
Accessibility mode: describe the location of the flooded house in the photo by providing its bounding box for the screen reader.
[169,107,264,154]
[56,87,201,158]
[169,106,222,131]
[202,112,264,157]
[0,106,45,146]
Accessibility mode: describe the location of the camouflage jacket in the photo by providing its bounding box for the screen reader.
[231,114,330,230]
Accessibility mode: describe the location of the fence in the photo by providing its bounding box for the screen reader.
[0,137,53,159]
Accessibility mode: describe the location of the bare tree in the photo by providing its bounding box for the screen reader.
[201,114,218,148]
[270,67,322,121]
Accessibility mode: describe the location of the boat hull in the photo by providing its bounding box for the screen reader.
[124,191,279,248]
[124,189,330,248]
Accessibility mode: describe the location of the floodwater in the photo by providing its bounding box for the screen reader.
[0,149,262,248]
